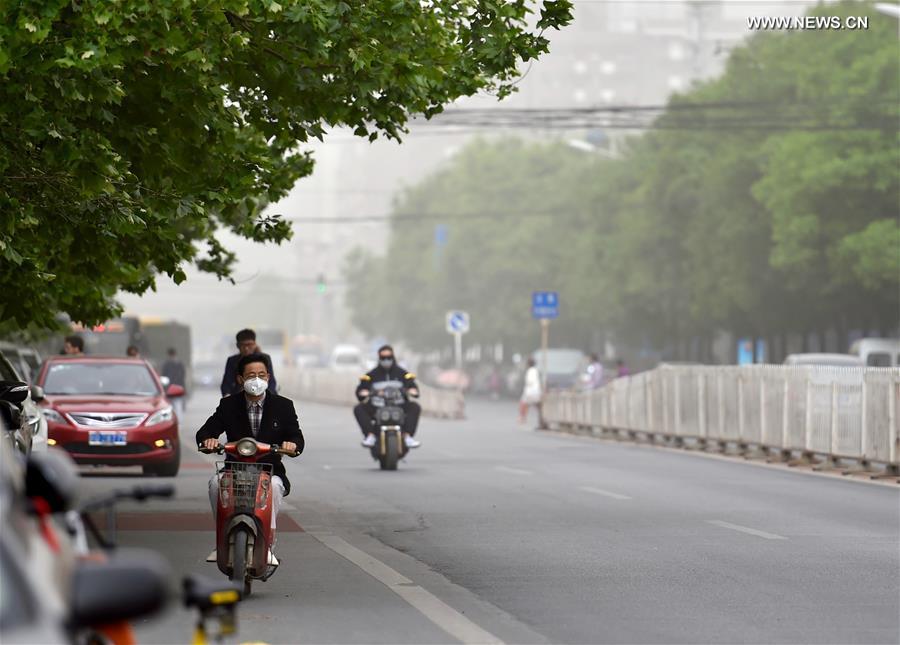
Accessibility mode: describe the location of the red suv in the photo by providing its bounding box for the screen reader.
[37,356,183,476]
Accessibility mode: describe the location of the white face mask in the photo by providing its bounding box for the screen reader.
[243,377,268,396]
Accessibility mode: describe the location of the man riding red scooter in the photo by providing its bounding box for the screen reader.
[197,353,304,596]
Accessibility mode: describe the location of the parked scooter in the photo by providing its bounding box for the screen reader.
[24,450,170,645]
[200,438,299,596]
[25,450,241,645]
[366,380,411,471]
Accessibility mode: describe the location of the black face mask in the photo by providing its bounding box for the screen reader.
[379,357,394,369]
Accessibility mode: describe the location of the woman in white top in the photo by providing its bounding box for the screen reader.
[519,358,542,425]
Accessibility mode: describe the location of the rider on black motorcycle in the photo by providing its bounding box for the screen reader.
[354,346,421,449]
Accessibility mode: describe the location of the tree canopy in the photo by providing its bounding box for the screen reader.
[345,1,899,360]
[0,0,573,328]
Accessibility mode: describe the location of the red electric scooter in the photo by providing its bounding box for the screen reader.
[200,438,299,597]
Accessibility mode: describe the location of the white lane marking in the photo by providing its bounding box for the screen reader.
[579,486,631,500]
[494,466,533,476]
[706,520,787,540]
[322,465,332,470]
[310,532,503,644]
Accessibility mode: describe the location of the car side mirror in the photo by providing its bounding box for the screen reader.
[70,549,171,627]
[0,381,29,405]
[166,384,185,398]
[29,385,44,402]
[26,450,80,513]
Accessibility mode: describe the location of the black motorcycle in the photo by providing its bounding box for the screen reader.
[367,380,410,470]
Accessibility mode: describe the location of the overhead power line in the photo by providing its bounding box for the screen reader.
[406,98,898,132]
[284,210,583,224]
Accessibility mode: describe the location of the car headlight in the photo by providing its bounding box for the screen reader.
[42,408,66,425]
[146,407,174,425]
[236,438,258,457]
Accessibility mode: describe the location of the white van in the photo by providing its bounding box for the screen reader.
[849,338,900,367]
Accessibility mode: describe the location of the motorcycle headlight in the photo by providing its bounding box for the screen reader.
[236,438,258,457]
[42,408,66,425]
[391,409,402,421]
[146,406,174,425]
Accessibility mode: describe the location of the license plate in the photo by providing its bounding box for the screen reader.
[88,431,128,446]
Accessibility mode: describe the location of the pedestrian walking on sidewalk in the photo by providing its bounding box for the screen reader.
[519,358,543,426]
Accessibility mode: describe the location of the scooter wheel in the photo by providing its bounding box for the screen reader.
[230,528,251,597]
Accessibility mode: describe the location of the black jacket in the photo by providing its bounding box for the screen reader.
[220,352,278,397]
[355,364,418,400]
[195,392,304,495]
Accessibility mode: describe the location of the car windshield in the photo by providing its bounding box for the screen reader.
[335,354,360,365]
[866,352,891,367]
[533,350,585,374]
[43,363,159,396]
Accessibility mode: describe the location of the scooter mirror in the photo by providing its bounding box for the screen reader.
[70,549,171,627]
[0,381,29,405]
[26,449,81,513]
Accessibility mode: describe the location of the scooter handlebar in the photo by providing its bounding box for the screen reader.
[198,443,298,457]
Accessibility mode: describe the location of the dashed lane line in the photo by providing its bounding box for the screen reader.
[579,486,632,500]
[494,466,534,476]
[706,519,787,540]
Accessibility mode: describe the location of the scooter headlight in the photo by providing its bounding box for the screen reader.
[236,438,258,457]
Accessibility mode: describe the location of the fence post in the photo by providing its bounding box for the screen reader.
[645,374,652,434]
[779,374,790,461]
[625,376,632,431]
[799,374,814,465]
[859,374,868,461]
[662,371,669,438]
[715,370,725,452]
[698,371,707,443]
[823,381,839,470]
[759,373,767,450]
[889,376,897,466]
[737,371,745,445]
[673,371,681,442]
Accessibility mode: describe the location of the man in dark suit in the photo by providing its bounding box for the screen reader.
[198,352,302,562]
[220,328,278,396]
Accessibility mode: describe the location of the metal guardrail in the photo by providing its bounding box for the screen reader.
[543,365,899,475]
[279,368,465,419]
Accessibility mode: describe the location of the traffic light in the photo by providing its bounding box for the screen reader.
[316,273,327,294]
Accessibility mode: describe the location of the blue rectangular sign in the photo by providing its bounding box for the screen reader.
[532,291,559,319]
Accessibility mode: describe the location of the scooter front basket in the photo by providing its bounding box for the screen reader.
[216,461,272,513]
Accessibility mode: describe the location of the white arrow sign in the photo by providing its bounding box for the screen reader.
[446,310,470,334]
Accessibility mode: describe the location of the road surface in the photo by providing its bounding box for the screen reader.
[77,388,900,644]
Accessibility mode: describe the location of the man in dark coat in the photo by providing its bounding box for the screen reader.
[354,345,421,449]
[220,328,278,396]
[198,353,302,561]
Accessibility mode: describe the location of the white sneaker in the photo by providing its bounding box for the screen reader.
[206,549,217,562]
[361,434,376,448]
[404,435,421,449]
